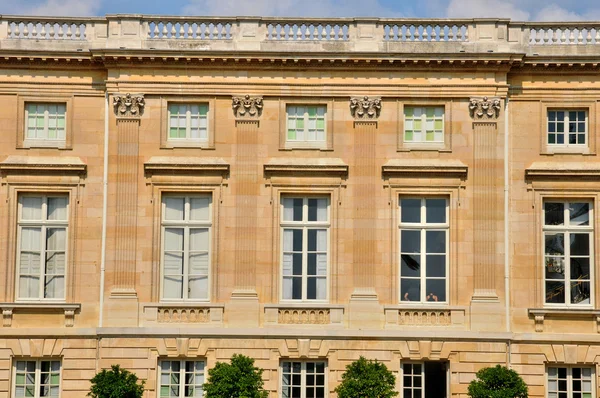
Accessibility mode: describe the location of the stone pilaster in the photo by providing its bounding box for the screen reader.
[469,97,504,330]
[348,97,382,328]
[106,93,144,326]
[228,96,262,327]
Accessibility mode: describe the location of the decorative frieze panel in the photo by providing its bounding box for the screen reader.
[113,93,145,118]
[279,309,331,324]
[0,303,80,328]
[399,310,451,326]
[232,95,263,119]
[158,307,210,323]
[350,96,381,120]
[469,96,501,120]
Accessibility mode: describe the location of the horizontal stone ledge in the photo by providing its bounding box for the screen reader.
[0,156,87,174]
[0,303,81,328]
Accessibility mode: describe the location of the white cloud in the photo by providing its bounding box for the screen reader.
[182,0,401,17]
[4,0,101,16]
[446,0,530,20]
[534,4,584,21]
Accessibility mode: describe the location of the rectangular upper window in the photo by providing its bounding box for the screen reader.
[286,105,326,144]
[404,106,444,144]
[544,201,593,306]
[13,359,61,398]
[547,110,587,147]
[399,198,448,303]
[281,197,329,301]
[17,195,68,300]
[168,104,209,142]
[159,360,205,398]
[548,366,594,398]
[25,103,66,143]
[281,361,327,398]
[162,195,212,301]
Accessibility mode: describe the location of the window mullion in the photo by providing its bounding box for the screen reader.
[186,108,192,139]
[301,363,306,398]
[180,362,185,398]
[35,361,41,398]
[40,225,47,299]
[303,227,308,301]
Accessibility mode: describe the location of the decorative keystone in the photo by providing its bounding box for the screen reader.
[350,96,381,119]
[113,93,145,118]
[2,308,12,327]
[469,96,501,120]
[232,95,263,118]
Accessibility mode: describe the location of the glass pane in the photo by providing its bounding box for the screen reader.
[545,233,565,256]
[190,197,210,220]
[570,203,589,225]
[426,231,445,253]
[164,229,184,251]
[21,197,43,220]
[401,199,421,223]
[570,233,590,256]
[571,281,590,304]
[426,199,446,223]
[164,198,185,220]
[546,281,565,304]
[401,230,420,253]
[426,279,446,302]
[426,255,446,277]
[189,229,209,253]
[401,278,420,302]
[188,276,208,299]
[401,254,420,277]
[545,203,564,225]
[308,198,327,222]
[570,257,590,280]
[47,197,68,220]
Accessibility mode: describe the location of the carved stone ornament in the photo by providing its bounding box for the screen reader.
[350,96,382,119]
[113,93,145,118]
[232,95,263,118]
[469,96,501,120]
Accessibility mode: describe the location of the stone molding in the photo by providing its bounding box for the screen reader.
[384,305,467,328]
[350,96,381,120]
[113,93,145,118]
[0,156,86,175]
[528,308,600,333]
[264,304,344,326]
[469,96,501,120]
[232,95,263,119]
[0,303,81,328]
[142,303,224,325]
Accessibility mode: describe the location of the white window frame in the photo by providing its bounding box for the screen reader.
[547,366,595,398]
[285,105,327,146]
[24,103,67,144]
[159,359,206,398]
[280,197,330,302]
[12,359,61,398]
[160,195,212,301]
[543,200,594,307]
[399,197,449,304]
[280,361,327,398]
[401,361,449,398]
[16,195,69,301]
[547,109,588,148]
[403,106,445,144]
[167,103,209,142]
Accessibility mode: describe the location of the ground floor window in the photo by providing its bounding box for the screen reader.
[159,360,205,397]
[548,366,593,398]
[13,359,61,398]
[281,361,326,398]
[403,361,448,398]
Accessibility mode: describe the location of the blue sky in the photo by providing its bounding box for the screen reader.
[2,0,600,20]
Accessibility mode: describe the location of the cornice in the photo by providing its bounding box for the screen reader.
[0,156,87,174]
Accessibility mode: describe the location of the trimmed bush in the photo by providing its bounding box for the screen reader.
[334,356,398,398]
[203,354,268,398]
[468,365,528,398]
[88,364,145,398]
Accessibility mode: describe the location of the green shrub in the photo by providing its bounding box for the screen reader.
[334,356,398,398]
[468,365,528,398]
[203,354,268,398]
[88,364,145,398]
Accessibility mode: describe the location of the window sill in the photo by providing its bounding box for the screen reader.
[384,305,467,328]
[280,146,333,152]
[398,143,449,152]
[528,308,600,333]
[0,302,80,328]
[22,140,68,150]
[141,303,224,326]
[541,146,592,156]
[264,304,344,326]
[162,141,213,149]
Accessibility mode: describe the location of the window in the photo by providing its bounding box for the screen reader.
[159,360,205,398]
[402,362,448,398]
[544,201,593,306]
[161,195,211,300]
[17,195,68,300]
[13,359,61,398]
[281,197,329,301]
[24,103,66,143]
[404,106,444,144]
[399,198,448,303]
[547,110,587,147]
[286,106,326,144]
[168,104,209,141]
[548,367,593,398]
[281,361,326,398]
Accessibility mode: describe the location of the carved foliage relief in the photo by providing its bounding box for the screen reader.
[469,96,501,120]
[350,96,382,119]
[113,93,145,118]
[232,95,263,118]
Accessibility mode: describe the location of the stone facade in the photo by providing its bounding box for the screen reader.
[0,15,599,398]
